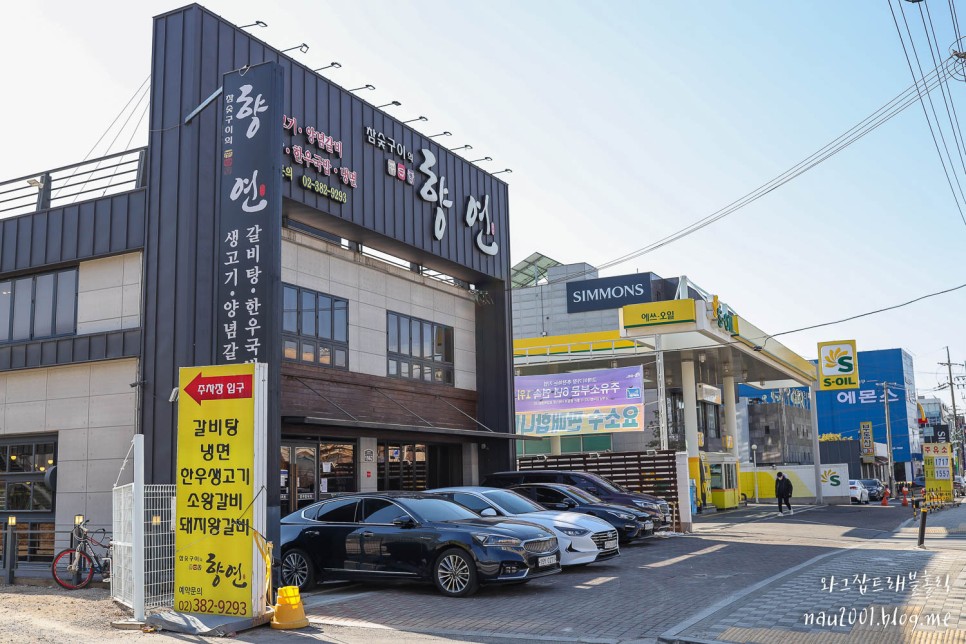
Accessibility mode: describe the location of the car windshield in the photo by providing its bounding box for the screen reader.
[564,486,602,503]
[401,498,480,522]
[482,489,545,514]
[584,473,625,494]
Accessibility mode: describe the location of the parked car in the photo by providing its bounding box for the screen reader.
[482,470,672,529]
[849,480,870,504]
[859,479,885,501]
[428,486,620,565]
[511,483,654,543]
[279,492,561,597]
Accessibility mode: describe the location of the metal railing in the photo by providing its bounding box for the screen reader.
[514,338,650,365]
[0,147,147,219]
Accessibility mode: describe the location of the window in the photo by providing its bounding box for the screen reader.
[386,312,454,385]
[312,498,358,523]
[533,487,568,505]
[0,269,77,344]
[282,284,348,370]
[452,493,494,515]
[359,498,406,524]
[1,437,56,513]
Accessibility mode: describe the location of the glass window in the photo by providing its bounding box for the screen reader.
[0,282,9,342]
[560,436,582,453]
[300,291,316,336]
[11,278,32,341]
[388,313,455,385]
[333,301,347,343]
[480,489,545,514]
[8,482,31,510]
[301,342,315,363]
[318,295,332,339]
[452,493,494,514]
[9,445,32,473]
[280,285,347,370]
[313,498,358,523]
[359,498,405,524]
[33,443,54,473]
[581,434,613,452]
[410,320,421,357]
[282,286,298,333]
[387,313,398,353]
[1,437,56,517]
[55,270,76,335]
[534,487,567,504]
[32,274,54,338]
[402,498,477,522]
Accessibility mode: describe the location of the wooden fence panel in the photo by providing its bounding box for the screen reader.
[517,450,682,531]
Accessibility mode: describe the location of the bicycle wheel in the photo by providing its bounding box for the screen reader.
[52,548,94,589]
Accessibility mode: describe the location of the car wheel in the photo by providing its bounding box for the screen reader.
[433,548,478,598]
[280,548,316,592]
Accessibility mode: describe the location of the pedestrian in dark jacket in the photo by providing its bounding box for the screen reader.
[775,472,793,515]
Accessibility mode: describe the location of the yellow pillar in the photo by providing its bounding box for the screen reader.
[682,360,700,501]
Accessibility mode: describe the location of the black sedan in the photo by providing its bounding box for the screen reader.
[280,492,561,597]
[512,483,655,543]
[859,479,885,501]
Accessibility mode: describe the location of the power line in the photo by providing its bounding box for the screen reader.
[922,1,966,192]
[890,0,966,226]
[528,54,955,288]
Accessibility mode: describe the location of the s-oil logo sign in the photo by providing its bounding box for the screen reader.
[817,340,859,391]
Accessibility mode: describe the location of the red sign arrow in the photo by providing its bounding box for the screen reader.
[184,372,253,405]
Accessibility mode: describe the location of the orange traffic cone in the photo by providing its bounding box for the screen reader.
[270,586,309,630]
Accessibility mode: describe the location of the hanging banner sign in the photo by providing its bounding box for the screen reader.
[817,340,860,391]
[174,362,268,618]
[859,421,874,464]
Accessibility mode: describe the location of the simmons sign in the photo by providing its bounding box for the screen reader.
[567,274,656,313]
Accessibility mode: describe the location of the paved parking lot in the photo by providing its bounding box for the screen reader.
[294,507,862,642]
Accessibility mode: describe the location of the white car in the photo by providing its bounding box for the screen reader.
[429,486,619,566]
[849,479,870,504]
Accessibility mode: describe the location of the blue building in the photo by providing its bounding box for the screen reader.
[814,348,920,482]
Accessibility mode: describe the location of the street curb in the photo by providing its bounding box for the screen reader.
[657,539,867,644]
[310,620,622,643]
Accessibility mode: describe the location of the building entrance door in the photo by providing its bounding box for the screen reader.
[280,440,356,515]
[376,442,462,490]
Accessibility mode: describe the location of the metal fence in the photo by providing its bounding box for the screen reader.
[0,147,147,219]
[112,483,176,614]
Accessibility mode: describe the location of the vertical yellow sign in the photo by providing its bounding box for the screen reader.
[924,442,954,501]
[859,421,874,464]
[817,340,860,391]
[175,363,256,617]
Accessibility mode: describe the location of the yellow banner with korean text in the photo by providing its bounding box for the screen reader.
[175,363,257,618]
[620,299,696,330]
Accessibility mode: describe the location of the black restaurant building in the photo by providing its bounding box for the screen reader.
[0,3,516,548]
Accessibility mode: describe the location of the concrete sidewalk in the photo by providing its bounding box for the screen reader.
[660,504,966,643]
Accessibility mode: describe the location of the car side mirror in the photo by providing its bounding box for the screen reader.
[563,498,577,508]
[392,515,416,528]
[480,508,498,517]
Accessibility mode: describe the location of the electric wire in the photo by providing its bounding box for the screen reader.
[922,1,966,192]
[529,55,955,287]
[890,0,966,225]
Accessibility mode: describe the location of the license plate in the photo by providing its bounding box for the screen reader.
[537,555,557,567]
[604,539,618,550]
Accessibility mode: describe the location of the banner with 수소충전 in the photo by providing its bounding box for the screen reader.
[514,366,644,436]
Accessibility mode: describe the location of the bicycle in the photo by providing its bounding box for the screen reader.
[51,520,112,590]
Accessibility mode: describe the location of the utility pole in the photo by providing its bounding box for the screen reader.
[882,381,895,494]
[940,347,961,475]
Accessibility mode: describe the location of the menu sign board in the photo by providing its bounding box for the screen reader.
[174,363,267,617]
[216,62,283,366]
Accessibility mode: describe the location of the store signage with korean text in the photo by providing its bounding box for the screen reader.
[217,63,283,366]
[363,128,499,257]
[834,388,899,405]
[174,363,267,618]
[282,115,358,205]
[860,421,874,464]
[924,442,953,500]
[621,299,697,330]
[817,340,860,391]
[515,366,644,436]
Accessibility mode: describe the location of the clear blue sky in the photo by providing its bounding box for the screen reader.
[2,1,966,403]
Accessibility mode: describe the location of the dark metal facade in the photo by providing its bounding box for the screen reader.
[141,4,516,531]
